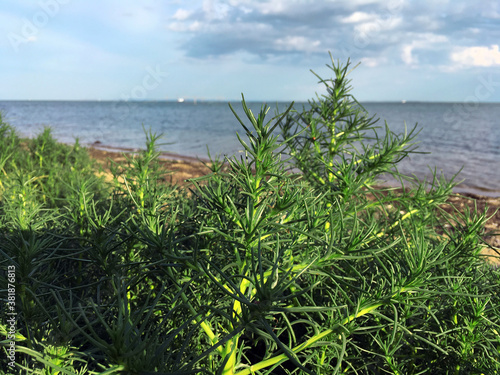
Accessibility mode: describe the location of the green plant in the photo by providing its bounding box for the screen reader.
[280,55,419,196]
[1,57,499,375]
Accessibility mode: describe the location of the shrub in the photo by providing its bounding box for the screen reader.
[1,57,499,375]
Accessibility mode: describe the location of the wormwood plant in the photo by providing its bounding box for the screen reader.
[280,56,419,194]
[0,57,499,375]
[171,59,500,373]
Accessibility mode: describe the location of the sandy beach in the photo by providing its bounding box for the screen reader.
[87,146,500,266]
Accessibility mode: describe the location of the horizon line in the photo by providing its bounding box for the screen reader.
[1,99,500,104]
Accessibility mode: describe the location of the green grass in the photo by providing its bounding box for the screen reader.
[1,56,499,375]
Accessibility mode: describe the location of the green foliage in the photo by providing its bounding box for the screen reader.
[1,58,499,375]
[280,55,420,197]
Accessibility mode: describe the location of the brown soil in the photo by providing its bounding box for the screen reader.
[88,146,213,186]
[87,146,500,266]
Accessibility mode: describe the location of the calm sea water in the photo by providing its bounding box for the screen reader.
[1,100,499,197]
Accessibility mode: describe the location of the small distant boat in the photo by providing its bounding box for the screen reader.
[401,100,407,104]
[177,98,185,103]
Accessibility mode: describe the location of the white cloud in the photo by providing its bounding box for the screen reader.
[342,11,403,37]
[227,0,253,5]
[354,16,402,35]
[172,9,192,21]
[203,0,230,20]
[339,0,394,5]
[413,14,442,30]
[229,0,314,16]
[228,0,291,15]
[401,33,448,65]
[342,12,374,23]
[275,36,321,53]
[451,45,500,67]
[360,56,386,67]
[401,44,415,65]
[240,6,253,14]
[168,21,202,32]
[259,1,288,15]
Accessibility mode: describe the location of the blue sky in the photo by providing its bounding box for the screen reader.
[1,0,499,102]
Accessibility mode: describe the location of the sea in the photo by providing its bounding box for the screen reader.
[0,100,499,197]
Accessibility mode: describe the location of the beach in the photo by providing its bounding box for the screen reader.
[87,146,500,266]
[2,100,500,198]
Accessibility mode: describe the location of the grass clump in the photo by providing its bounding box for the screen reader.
[1,57,499,375]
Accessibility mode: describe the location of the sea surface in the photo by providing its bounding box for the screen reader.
[0,100,499,197]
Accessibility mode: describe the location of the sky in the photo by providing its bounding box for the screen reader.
[0,0,499,102]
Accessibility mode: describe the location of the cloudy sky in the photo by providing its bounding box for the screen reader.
[1,0,499,102]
